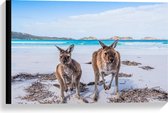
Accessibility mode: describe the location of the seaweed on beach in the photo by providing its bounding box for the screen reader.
[13,72,132,90]
[20,81,59,103]
[86,60,142,66]
[109,88,168,103]
[85,61,92,64]
[16,74,168,103]
[121,60,154,71]
[38,96,61,104]
[118,72,132,77]
[122,60,142,66]
[38,73,56,81]
[139,66,154,70]
[12,73,56,82]
[12,73,38,82]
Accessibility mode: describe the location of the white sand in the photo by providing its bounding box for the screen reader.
[12,45,168,104]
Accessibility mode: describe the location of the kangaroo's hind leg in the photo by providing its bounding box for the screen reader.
[93,72,99,102]
[75,76,81,99]
[70,75,74,91]
[115,71,119,98]
[62,74,68,92]
[58,77,66,103]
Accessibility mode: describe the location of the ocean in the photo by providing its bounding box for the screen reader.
[12,40,168,49]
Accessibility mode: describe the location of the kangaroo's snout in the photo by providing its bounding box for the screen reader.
[62,55,71,64]
[106,56,114,63]
[103,50,116,64]
[110,57,114,63]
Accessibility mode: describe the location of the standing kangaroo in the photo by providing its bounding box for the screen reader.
[92,40,120,101]
[55,44,82,103]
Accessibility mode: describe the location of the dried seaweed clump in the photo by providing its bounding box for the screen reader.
[12,73,38,82]
[139,66,154,70]
[12,73,56,82]
[122,60,142,66]
[21,82,59,104]
[109,88,168,103]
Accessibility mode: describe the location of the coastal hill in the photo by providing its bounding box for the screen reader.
[142,37,160,40]
[12,32,73,40]
[80,36,137,40]
[12,31,163,40]
[109,36,133,40]
[80,36,97,40]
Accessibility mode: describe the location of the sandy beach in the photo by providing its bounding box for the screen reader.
[11,45,168,104]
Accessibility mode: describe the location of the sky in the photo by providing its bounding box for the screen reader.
[12,0,168,39]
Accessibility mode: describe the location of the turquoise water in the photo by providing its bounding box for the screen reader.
[12,40,168,48]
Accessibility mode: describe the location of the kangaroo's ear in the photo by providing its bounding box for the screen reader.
[66,44,74,53]
[110,40,118,48]
[98,40,107,48]
[55,45,64,53]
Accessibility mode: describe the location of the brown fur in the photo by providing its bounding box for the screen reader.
[92,40,121,101]
[55,45,82,103]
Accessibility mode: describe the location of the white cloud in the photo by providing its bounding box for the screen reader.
[15,3,168,39]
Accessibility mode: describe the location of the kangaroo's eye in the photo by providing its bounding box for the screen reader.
[104,52,107,55]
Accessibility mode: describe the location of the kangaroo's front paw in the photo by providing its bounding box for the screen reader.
[115,92,120,99]
[64,86,68,92]
[61,97,66,103]
[65,88,68,92]
[104,85,110,90]
[93,95,98,102]
[70,87,73,91]
[93,93,99,102]
[75,94,80,99]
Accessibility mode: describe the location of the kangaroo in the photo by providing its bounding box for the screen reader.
[55,44,82,103]
[92,40,120,101]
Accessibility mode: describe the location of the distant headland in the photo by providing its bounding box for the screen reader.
[12,31,165,40]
